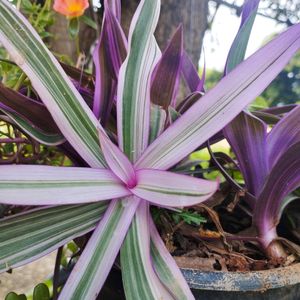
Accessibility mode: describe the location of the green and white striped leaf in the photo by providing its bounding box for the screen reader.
[118,1,175,299]
[0,0,105,168]
[0,202,107,273]
[59,197,140,300]
[149,104,166,144]
[131,169,218,207]
[0,110,65,146]
[121,201,172,300]
[0,165,129,205]
[117,0,161,162]
[150,218,194,300]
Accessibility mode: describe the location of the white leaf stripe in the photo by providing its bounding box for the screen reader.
[0,1,106,167]
[0,203,107,272]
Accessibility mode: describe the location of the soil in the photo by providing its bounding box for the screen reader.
[154,183,300,272]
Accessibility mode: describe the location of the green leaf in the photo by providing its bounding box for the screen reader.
[33,283,50,300]
[5,293,22,300]
[68,18,80,39]
[173,210,206,225]
[81,15,97,30]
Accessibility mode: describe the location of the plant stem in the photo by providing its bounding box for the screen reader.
[259,226,287,259]
[13,72,26,91]
[53,246,63,300]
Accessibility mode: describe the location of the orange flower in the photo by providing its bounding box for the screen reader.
[53,0,89,18]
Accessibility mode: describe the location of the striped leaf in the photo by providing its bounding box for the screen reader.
[121,201,172,300]
[0,202,107,272]
[131,169,218,207]
[59,197,140,300]
[0,110,65,146]
[118,1,175,299]
[117,0,161,161]
[149,104,166,144]
[93,0,127,122]
[0,0,106,168]
[136,24,300,170]
[150,218,194,300]
[0,165,129,205]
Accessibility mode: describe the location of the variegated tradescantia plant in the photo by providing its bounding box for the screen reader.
[0,0,299,299]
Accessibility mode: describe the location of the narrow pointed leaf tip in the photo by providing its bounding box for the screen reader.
[225,0,260,74]
[131,169,218,207]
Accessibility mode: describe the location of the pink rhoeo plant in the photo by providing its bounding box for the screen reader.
[0,0,299,299]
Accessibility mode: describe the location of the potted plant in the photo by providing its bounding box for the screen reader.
[0,0,299,299]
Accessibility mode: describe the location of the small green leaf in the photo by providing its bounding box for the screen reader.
[81,15,97,30]
[21,0,33,10]
[5,292,26,300]
[172,210,206,225]
[33,283,50,300]
[68,18,80,39]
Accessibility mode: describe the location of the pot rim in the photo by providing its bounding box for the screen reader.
[181,262,300,292]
